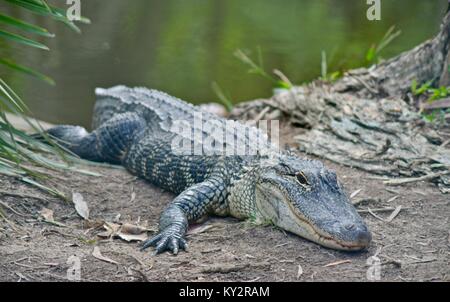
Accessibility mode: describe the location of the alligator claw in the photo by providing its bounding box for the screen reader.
[141,228,187,255]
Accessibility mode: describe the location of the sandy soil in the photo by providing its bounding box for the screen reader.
[0,126,449,282]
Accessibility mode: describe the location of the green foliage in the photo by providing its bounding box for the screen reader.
[320,50,342,82]
[234,48,293,90]
[411,79,433,96]
[211,82,234,112]
[366,25,401,64]
[411,79,450,101]
[0,0,90,197]
[411,79,450,123]
[428,86,450,101]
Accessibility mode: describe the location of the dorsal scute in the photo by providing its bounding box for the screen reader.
[93,86,278,156]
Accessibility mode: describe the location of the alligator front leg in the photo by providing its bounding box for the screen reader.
[142,176,226,255]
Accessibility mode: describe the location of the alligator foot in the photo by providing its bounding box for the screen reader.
[141,226,188,255]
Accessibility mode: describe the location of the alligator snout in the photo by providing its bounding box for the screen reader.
[340,223,372,249]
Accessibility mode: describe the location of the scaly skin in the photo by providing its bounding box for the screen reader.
[44,86,371,255]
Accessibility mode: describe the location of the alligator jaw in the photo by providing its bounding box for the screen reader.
[254,163,372,252]
[277,201,371,251]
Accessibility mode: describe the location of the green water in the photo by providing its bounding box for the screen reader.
[0,0,447,127]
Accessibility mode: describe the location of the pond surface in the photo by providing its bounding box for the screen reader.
[0,0,447,127]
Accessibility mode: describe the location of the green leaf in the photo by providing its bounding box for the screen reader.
[0,58,55,85]
[0,13,54,37]
[0,29,49,50]
[211,81,233,112]
[4,0,90,33]
[366,45,376,62]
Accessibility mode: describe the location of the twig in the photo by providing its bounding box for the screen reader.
[404,255,437,264]
[367,208,386,221]
[274,242,289,248]
[349,74,379,94]
[352,198,378,206]
[385,188,401,195]
[384,171,450,186]
[200,262,270,274]
[254,106,271,123]
[386,195,399,203]
[323,260,351,267]
[245,276,261,282]
[0,189,49,202]
[0,200,29,217]
[201,247,222,254]
[15,272,32,282]
[0,209,19,231]
[358,207,410,213]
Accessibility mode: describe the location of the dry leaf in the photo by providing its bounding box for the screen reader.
[92,246,119,265]
[350,189,362,199]
[72,192,89,220]
[386,205,402,222]
[39,208,54,221]
[187,224,216,235]
[120,223,149,235]
[38,208,66,227]
[97,222,150,242]
[116,232,148,242]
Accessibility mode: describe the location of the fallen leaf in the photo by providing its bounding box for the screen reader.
[350,189,362,199]
[116,232,148,242]
[39,208,66,227]
[72,192,89,220]
[386,195,399,203]
[386,205,403,222]
[120,223,149,235]
[92,246,119,265]
[39,208,54,221]
[187,224,216,235]
[323,260,351,267]
[97,222,151,242]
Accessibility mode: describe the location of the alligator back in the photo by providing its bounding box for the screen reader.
[93,86,279,157]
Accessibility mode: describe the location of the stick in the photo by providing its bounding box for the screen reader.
[367,208,385,221]
[0,200,29,217]
[357,207,410,213]
[384,171,450,186]
[0,189,49,202]
[200,262,270,274]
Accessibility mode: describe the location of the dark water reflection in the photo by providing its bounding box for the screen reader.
[0,0,447,127]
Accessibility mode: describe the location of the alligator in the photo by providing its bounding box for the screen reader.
[43,85,371,254]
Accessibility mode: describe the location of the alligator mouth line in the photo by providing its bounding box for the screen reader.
[286,202,368,250]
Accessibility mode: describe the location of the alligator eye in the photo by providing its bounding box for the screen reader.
[295,172,309,186]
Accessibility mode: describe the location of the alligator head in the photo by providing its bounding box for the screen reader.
[252,155,371,251]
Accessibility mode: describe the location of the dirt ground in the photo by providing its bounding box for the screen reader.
[0,126,449,282]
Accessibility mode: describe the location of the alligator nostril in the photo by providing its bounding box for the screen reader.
[356,230,372,247]
[344,223,356,231]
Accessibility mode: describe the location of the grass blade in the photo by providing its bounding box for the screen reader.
[0,13,54,37]
[0,29,49,50]
[0,58,55,85]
